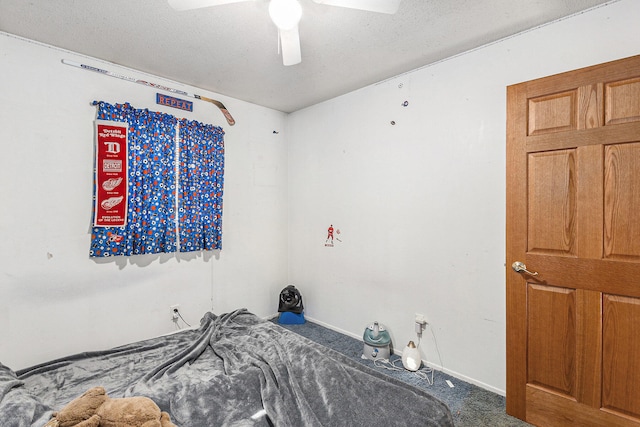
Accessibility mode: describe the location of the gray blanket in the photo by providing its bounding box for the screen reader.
[1,309,453,426]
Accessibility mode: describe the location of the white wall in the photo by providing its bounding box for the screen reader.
[287,0,640,394]
[0,34,289,369]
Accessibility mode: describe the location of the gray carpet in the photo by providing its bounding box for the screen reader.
[273,319,531,427]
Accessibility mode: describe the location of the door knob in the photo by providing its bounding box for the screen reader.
[511,261,538,276]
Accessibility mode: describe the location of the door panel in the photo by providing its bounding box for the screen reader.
[602,294,640,418]
[605,142,640,259]
[528,91,577,135]
[605,78,640,125]
[506,54,640,426]
[527,284,576,396]
[527,150,577,255]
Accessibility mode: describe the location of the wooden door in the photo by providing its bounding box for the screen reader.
[506,54,640,426]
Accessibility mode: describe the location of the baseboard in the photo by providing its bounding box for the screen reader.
[426,362,506,396]
[303,315,364,341]
[160,324,199,336]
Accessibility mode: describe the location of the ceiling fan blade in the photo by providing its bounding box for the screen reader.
[311,0,401,14]
[168,0,254,11]
[279,26,301,66]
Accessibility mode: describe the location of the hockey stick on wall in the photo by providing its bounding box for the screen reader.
[62,59,235,126]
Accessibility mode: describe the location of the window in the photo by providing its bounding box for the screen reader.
[90,101,224,257]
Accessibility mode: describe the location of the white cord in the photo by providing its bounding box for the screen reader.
[372,358,434,385]
[172,310,192,330]
[429,324,444,371]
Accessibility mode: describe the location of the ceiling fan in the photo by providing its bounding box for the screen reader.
[167,0,401,66]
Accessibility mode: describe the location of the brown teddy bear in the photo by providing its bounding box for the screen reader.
[43,386,178,427]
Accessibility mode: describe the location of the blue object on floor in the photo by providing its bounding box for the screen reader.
[279,311,306,324]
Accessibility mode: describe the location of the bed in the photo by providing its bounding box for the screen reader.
[1,309,454,426]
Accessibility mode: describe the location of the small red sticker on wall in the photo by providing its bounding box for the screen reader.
[325,224,342,247]
[94,120,128,227]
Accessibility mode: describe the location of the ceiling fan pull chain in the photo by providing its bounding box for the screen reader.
[277,28,282,55]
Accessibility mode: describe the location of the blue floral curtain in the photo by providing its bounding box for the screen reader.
[90,101,224,257]
[178,119,225,252]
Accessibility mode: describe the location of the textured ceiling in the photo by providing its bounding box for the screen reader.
[0,0,615,113]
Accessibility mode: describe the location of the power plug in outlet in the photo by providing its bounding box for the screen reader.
[415,313,427,334]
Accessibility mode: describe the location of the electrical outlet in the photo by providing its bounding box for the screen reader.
[170,304,180,320]
[415,313,427,325]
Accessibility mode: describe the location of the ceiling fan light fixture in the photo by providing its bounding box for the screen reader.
[269,0,302,30]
